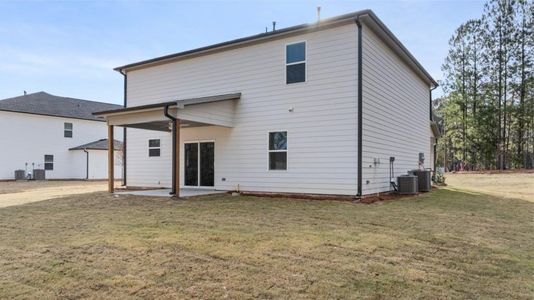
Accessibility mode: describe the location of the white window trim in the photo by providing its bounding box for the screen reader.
[268,131,288,171]
[148,139,161,157]
[183,140,215,188]
[285,41,307,85]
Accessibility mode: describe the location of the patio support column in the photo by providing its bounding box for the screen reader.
[174,119,181,198]
[108,125,114,193]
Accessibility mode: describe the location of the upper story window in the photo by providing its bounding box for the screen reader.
[286,42,306,84]
[269,131,287,170]
[148,139,161,157]
[64,122,73,138]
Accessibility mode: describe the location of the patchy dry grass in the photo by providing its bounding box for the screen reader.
[446,172,534,202]
[0,176,533,299]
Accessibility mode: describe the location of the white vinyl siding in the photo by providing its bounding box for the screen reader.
[125,22,432,196]
[127,129,171,187]
[361,26,431,194]
[0,111,122,180]
[126,24,359,195]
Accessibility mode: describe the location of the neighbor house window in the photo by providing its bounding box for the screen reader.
[269,131,287,170]
[44,155,54,170]
[64,122,73,138]
[286,42,306,84]
[148,139,160,157]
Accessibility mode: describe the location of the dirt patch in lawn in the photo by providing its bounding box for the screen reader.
[0,180,121,208]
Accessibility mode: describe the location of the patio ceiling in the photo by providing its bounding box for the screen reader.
[125,119,215,132]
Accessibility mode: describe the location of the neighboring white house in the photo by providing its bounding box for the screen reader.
[0,92,123,180]
[95,10,440,197]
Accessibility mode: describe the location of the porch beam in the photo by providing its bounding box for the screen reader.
[175,118,181,198]
[108,125,114,193]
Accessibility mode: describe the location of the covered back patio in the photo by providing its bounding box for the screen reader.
[93,93,240,198]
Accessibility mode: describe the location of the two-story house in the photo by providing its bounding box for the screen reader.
[95,10,440,197]
[0,92,123,180]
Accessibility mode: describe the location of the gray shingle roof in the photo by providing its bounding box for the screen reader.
[69,139,123,151]
[0,91,122,121]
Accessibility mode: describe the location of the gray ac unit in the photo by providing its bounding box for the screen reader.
[398,175,418,194]
[410,170,432,192]
[14,170,25,180]
[33,169,46,180]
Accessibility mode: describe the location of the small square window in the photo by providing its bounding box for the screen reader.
[286,63,306,84]
[286,42,306,64]
[269,152,287,170]
[149,149,161,157]
[149,139,160,148]
[269,132,287,150]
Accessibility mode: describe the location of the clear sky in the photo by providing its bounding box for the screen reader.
[0,0,485,105]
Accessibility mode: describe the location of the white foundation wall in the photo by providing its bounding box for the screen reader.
[0,111,122,179]
[126,23,360,195]
[361,26,432,194]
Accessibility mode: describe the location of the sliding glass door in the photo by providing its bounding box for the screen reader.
[184,141,214,187]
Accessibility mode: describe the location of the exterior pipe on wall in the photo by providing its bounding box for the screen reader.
[355,17,363,197]
[430,85,437,121]
[120,70,127,186]
[164,105,177,195]
[430,85,438,173]
[83,148,89,180]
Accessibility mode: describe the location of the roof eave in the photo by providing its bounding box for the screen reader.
[93,92,241,116]
[113,10,371,73]
[113,9,436,88]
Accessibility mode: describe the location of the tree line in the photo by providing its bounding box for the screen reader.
[436,0,533,171]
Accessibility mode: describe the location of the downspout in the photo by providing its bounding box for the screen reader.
[83,148,89,180]
[164,105,177,195]
[430,85,437,121]
[355,17,363,197]
[119,70,127,186]
[430,85,438,173]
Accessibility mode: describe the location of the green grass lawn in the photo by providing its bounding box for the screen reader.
[0,177,533,299]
